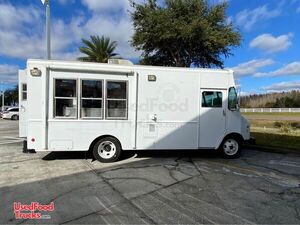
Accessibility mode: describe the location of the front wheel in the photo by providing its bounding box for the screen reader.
[11,115,19,120]
[93,137,122,163]
[220,137,242,158]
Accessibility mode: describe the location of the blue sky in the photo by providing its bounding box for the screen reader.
[0,0,300,95]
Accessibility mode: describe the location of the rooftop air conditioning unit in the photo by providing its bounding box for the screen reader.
[108,59,134,65]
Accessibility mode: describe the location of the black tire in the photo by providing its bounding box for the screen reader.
[11,115,19,120]
[219,136,242,158]
[92,137,122,163]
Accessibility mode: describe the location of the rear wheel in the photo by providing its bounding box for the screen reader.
[93,137,122,163]
[220,137,242,158]
[11,115,19,120]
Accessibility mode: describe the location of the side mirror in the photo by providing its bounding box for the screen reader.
[229,103,239,111]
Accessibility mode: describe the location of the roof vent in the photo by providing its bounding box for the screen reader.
[108,59,133,65]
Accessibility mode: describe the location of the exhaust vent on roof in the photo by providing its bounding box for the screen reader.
[108,59,134,65]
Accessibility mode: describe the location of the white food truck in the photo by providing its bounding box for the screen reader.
[19,59,253,162]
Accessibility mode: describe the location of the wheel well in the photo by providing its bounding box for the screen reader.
[219,133,244,148]
[11,114,18,119]
[89,135,122,151]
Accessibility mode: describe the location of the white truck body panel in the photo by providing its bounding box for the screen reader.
[18,70,27,138]
[21,59,250,152]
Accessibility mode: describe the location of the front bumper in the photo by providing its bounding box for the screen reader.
[2,114,10,119]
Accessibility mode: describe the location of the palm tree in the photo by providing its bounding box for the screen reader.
[78,35,119,63]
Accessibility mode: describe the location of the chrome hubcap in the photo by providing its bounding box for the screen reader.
[98,141,116,159]
[223,139,239,156]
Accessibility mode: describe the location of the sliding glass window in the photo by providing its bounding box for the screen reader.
[81,80,103,119]
[106,81,128,119]
[54,79,77,118]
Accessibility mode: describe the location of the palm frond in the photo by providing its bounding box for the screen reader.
[78,35,120,63]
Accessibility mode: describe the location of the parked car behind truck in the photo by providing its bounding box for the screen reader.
[2,107,19,120]
[0,106,11,118]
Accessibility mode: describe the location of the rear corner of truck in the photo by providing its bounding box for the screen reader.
[24,60,48,153]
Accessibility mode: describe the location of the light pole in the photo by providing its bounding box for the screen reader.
[0,82,4,111]
[1,90,4,112]
[41,0,51,60]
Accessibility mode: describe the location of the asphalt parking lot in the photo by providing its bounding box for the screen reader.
[1,119,300,224]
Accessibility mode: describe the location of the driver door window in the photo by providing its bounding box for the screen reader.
[202,91,223,108]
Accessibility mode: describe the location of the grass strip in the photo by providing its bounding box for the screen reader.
[251,131,300,151]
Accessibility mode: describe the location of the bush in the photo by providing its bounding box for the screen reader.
[279,123,293,133]
[291,122,300,129]
[274,122,283,128]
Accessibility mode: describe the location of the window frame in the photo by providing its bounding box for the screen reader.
[80,79,104,120]
[201,91,223,108]
[21,83,27,101]
[105,80,128,120]
[53,78,78,119]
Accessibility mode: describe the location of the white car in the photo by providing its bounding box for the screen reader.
[0,106,11,118]
[2,107,19,120]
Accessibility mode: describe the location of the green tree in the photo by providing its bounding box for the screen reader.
[0,85,18,106]
[78,35,119,63]
[131,0,241,67]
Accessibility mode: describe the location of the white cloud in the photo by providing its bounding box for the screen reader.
[230,59,274,77]
[83,15,139,58]
[0,3,46,59]
[263,81,300,91]
[81,0,147,12]
[81,0,130,12]
[0,2,141,61]
[0,3,49,59]
[0,64,19,83]
[250,33,293,53]
[235,5,281,31]
[254,62,300,77]
[0,4,42,29]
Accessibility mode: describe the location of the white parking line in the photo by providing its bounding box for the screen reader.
[0,140,23,145]
[0,136,24,145]
[269,160,300,168]
[1,136,24,141]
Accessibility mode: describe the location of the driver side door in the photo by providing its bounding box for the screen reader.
[199,89,227,149]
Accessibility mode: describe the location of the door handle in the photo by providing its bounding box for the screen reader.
[151,114,157,122]
[21,105,26,112]
[223,110,226,116]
